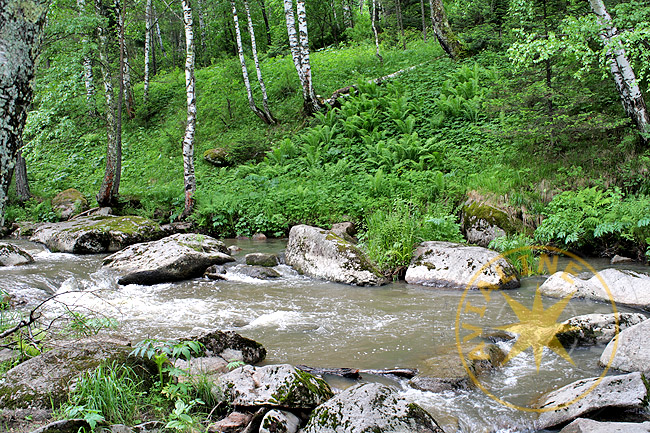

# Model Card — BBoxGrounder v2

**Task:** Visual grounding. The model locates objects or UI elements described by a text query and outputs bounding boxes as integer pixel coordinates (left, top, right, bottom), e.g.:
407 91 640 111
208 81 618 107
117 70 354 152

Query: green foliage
434 63 487 124
488 234 538 276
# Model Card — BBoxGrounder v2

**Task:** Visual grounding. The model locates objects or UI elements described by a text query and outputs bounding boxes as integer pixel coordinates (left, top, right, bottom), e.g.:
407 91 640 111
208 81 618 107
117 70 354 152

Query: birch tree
371 0 382 63
244 0 275 123
115 2 135 118
588 0 649 143
429 0 463 59
0 0 48 228
181 0 196 216
77 0 97 114
144 0 152 102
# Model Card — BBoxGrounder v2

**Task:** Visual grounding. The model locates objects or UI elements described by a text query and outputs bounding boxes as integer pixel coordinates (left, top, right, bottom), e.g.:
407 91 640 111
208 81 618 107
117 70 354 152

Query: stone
556 313 647 346
190 330 266 364
103 233 235 285
285 224 387 286
0 337 158 409
51 188 88 220
174 356 229 379
203 148 231 167
559 418 650 433
252 233 267 241
217 364 333 409
27 419 91 433
205 264 227 280
408 376 468 393
611 255 635 264
245 253 279 267
160 221 194 235
600 318 650 375
302 383 443 433
238 265 281 279
536 372 648 429
0 243 34 266
461 195 522 248
228 245 242 255
259 409 301 433
330 222 357 242
539 269 650 310
31 215 164 254
405 241 519 290
207 412 252 433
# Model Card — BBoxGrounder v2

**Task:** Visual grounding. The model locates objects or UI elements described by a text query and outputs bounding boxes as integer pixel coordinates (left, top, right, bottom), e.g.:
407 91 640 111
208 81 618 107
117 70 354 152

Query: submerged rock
245 253 279 267
285 224 387 286
0 243 34 266
0 337 157 409
600 318 650 375
559 418 650 433
238 265 281 279
539 268 650 310
536 372 648 430
217 364 333 409
405 241 519 290
303 383 443 433
51 188 88 221
556 312 647 346
611 255 635 264
103 233 235 285
31 215 164 254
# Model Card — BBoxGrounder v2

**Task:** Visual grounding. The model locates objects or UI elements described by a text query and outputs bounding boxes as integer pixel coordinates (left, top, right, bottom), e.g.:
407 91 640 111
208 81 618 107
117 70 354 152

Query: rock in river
556 312 647 346
103 233 235 285
559 418 650 433
0 243 34 266
303 382 443 433
245 252 279 267
536 372 648 430
30 215 164 254
405 241 519 289
600 318 650 375
285 224 387 286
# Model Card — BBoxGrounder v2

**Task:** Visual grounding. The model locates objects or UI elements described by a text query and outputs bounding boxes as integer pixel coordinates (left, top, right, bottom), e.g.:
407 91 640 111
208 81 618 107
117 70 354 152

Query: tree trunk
96 0 122 206
196 0 207 57
371 0 382 63
77 0 97 114
257 0 272 46
244 0 276 123
231 0 271 124
144 0 152 102
115 1 135 119
295 0 322 113
15 148 31 202
588 0 649 144
181 0 196 216
342 0 352 28
154 5 166 58
419 0 427 42
428 0 463 59
0 0 48 227
395 0 405 50
284 0 304 82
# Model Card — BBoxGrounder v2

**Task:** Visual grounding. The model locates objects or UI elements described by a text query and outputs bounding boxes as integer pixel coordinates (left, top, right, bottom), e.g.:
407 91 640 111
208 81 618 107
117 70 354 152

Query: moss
462 200 524 234
269 369 333 408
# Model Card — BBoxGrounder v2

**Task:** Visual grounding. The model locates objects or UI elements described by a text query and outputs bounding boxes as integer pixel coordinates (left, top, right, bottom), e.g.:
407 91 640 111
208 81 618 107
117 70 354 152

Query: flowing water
1 239 648 433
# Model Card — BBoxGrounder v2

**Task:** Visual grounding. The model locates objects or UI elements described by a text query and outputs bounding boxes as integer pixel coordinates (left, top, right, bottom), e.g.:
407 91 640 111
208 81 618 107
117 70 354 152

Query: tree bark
77 0 97 114
588 0 649 144
181 0 196 216
96 0 122 206
244 0 276 123
395 0 405 50
15 148 31 202
0 0 48 228
257 0 272 46
428 0 463 59
371 0 382 63
295 0 322 113
144 0 152 102
196 0 207 56
419 0 427 42
115 2 135 119
153 5 166 58
342 0 352 29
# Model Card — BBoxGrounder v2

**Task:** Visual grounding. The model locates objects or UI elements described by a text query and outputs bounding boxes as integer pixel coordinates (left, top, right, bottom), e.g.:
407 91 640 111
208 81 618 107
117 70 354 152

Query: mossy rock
203 147 231 167
0 243 34 266
461 196 525 247
51 188 88 220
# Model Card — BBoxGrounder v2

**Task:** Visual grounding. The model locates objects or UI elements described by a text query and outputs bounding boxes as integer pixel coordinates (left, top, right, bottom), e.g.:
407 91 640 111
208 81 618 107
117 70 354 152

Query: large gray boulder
559 418 650 433
0 337 157 409
285 225 387 286
245 253 279 267
536 372 648 430
599 318 650 375
217 364 333 409
405 241 519 289
539 269 650 310
556 312 647 346
103 233 235 285
303 383 443 433
51 188 88 220
0 243 34 266
30 215 164 254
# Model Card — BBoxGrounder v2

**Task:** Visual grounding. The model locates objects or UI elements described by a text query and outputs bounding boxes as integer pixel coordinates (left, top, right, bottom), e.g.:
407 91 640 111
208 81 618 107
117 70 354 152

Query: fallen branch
296 365 418 379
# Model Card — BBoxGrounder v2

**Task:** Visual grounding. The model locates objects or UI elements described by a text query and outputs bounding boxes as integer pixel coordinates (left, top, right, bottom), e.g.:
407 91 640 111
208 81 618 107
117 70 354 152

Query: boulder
259 409 301 433
245 253 279 267
228 245 242 255
302 383 443 433
559 418 650 433
103 233 235 285
208 412 252 433
0 337 157 409
205 264 228 280
238 265 281 279
0 243 34 266
461 195 522 247
600 318 650 375
51 188 88 220
27 419 92 433
30 215 164 254
203 148 231 167
539 269 650 310
556 313 647 346
217 364 333 409
285 225 387 286
190 330 266 364
611 255 635 264
174 356 229 379
536 372 648 429
330 222 357 242
405 241 519 290
252 233 267 241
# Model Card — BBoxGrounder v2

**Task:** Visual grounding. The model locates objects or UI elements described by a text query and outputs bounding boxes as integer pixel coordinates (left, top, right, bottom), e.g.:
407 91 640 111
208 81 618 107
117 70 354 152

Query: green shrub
488 234 538 276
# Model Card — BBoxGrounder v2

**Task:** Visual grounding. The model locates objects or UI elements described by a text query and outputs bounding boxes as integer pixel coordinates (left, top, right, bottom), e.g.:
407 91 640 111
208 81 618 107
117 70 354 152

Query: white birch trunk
0 0 48 228
77 0 96 112
116 3 135 119
144 0 152 102
154 5 167 58
284 0 304 83
371 0 382 62
181 0 196 215
244 0 276 123
358 0 364 13
197 0 207 53
296 0 321 113
342 0 352 28
589 0 649 141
